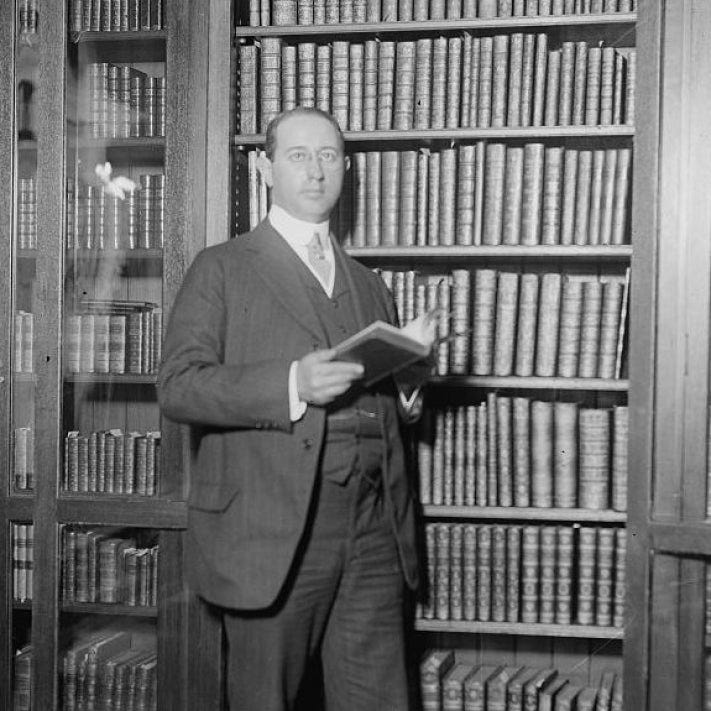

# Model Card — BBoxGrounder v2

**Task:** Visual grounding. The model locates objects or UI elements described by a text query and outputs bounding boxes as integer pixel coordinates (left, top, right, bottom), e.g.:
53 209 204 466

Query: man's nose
305 155 325 178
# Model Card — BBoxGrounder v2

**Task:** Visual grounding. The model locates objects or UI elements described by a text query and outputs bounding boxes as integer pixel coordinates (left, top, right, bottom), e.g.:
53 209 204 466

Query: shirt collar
269 204 331 249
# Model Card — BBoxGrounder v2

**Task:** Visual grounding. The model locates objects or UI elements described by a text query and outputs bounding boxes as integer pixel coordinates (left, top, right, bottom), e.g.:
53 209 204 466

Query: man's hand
296 349 364 406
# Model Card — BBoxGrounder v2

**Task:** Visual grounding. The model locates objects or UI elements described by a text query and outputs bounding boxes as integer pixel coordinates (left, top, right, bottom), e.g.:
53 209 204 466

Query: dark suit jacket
157 220 419 610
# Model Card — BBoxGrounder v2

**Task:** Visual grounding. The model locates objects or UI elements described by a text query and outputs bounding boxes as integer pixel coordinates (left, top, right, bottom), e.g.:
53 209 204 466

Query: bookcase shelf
64 374 157 385
71 30 167 44
348 245 633 261
13 601 32 612
77 137 165 163
68 248 163 261
422 505 627 522
234 13 637 39
415 619 624 639
61 602 158 617
234 125 635 147
57 498 187 529
428 375 629 391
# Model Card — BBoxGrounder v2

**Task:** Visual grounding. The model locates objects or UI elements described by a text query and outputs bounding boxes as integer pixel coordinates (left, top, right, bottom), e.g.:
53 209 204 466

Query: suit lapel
247 221 327 341
332 238 371 331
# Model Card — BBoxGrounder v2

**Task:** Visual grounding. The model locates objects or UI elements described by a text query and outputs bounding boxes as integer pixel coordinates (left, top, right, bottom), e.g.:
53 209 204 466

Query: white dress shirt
268 205 335 421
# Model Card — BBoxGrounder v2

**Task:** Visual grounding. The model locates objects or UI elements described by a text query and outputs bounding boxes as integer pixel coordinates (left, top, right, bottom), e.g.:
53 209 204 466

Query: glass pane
59 524 158 707
62 8 166 497
12 1 40 494
11 520 33 709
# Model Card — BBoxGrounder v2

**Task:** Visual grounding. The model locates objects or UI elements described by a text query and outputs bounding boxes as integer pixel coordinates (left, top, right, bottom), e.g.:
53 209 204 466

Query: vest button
302 438 313 450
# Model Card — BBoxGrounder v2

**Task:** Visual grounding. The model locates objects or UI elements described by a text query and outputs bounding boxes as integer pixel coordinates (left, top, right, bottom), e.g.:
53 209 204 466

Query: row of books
421 650 622 711
12 645 31 711
66 173 165 250
420 523 626 627
16 177 37 250
69 0 165 32
61 631 157 711
240 36 635 133
65 300 163 375
13 311 33 373
62 528 159 606
17 0 37 34
245 143 632 248
64 429 161 496
417 400 627 511
380 268 629 379
12 523 34 603
246 0 636 27
83 63 166 139
13 427 34 492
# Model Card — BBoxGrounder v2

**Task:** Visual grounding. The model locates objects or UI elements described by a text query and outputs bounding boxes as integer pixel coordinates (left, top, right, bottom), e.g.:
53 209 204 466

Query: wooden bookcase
4 0 711 709
0 1 225 709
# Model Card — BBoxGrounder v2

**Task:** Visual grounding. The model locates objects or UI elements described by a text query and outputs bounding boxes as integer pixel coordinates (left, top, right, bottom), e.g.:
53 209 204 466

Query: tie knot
309 232 326 260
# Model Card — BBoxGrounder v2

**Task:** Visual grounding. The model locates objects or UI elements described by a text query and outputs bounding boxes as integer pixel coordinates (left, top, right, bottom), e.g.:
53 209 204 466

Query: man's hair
264 107 345 160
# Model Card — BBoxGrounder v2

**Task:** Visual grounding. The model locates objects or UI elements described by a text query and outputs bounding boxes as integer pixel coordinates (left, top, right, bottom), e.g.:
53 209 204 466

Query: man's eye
289 152 305 161
319 151 337 162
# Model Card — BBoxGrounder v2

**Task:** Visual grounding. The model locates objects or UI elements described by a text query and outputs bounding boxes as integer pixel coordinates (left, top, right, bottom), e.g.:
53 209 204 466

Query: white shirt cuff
288 360 308 422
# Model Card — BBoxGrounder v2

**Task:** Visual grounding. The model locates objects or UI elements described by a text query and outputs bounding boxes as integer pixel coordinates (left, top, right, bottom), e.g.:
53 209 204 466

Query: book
421 649 456 711
333 319 431 386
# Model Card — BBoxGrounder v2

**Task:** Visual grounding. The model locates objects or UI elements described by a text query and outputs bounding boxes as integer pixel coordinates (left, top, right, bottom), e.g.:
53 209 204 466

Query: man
158 107 430 710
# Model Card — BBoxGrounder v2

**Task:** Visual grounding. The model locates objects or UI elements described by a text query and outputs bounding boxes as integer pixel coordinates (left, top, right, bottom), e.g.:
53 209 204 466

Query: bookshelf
230 0 637 708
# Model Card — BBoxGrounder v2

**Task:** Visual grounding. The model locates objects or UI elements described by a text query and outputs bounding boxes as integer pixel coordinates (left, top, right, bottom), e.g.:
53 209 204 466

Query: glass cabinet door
59 4 167 707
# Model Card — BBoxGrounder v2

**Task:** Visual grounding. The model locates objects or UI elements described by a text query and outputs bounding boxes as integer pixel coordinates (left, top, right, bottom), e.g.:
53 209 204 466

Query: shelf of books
231 0 634 707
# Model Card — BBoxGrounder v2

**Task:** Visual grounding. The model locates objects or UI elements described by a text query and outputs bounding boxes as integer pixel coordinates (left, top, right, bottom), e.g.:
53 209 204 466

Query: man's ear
344 155 351 172
256 151 274 188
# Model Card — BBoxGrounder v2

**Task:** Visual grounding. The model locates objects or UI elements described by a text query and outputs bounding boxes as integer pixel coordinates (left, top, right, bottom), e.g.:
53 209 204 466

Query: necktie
307 232 332 287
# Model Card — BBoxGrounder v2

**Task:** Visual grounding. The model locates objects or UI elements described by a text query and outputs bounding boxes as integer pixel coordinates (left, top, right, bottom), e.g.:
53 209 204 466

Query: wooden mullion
648 553 679 711
680 0 711 522
30 0 67 707
623 0 663 707
676 557 706 710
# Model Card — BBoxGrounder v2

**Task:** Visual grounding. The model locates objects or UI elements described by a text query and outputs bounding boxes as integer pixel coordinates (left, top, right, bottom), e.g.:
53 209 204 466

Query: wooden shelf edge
235 125 635 145
422 505 627 522
71 29 167 43
66 248 164 260
234 13 637 38
64 374 158 384
57 497 187 528
414 619 625 638
347 245 633 259
428 375 629 391
61 602 157 617
78 136 166 149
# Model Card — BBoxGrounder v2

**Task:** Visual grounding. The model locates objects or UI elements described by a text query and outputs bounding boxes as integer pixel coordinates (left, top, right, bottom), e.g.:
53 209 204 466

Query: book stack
13 311 34 374
417 400 628 511
17 0 38 34
13 427 35 492
69 0 165 32
65 299 163 375
84 62 166 139
377 267 629 379
245 0 636 26
62 528 159 607
238 36 634 133
420 649 623 711
17 177 36 249
12 523 34 604
419 522 626 627
13 645 32 711
63 429 161 496
67 172 165 250
61 630 157 711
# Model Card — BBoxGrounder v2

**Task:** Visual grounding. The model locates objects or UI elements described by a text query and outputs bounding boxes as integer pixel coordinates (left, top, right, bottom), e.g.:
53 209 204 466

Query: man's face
259 114 349 223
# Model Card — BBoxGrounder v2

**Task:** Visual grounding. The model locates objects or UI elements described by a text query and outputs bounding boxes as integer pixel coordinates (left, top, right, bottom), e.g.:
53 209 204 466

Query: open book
333 320 432 387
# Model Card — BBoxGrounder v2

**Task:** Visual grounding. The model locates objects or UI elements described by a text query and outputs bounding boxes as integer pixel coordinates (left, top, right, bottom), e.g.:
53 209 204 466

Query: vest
293 245 385 484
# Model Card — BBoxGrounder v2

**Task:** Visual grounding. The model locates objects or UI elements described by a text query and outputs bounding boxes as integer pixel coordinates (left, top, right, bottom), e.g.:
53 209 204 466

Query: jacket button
312 342 320 351
302 438 313 450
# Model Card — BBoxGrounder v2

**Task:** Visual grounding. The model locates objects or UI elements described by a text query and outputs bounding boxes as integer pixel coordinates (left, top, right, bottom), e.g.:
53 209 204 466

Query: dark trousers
223 435 409 711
